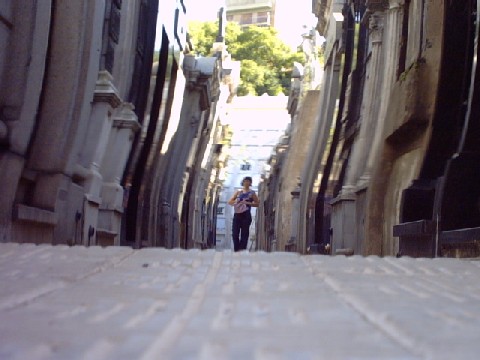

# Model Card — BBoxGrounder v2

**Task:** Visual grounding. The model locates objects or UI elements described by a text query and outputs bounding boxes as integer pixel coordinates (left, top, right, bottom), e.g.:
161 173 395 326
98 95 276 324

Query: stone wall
275 90 321 252
0 1 156 246
274 0 456 257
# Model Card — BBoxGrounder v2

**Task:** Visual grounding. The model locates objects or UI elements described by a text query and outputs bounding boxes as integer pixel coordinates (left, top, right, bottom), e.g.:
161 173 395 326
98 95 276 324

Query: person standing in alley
228 176 259 252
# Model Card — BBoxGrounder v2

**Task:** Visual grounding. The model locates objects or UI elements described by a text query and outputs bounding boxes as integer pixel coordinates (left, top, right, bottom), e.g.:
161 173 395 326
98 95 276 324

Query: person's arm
250 192 260 207
228 190 240 206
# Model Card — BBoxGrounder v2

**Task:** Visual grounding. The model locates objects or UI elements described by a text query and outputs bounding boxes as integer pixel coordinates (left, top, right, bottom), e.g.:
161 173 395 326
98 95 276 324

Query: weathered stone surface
1 243 479 359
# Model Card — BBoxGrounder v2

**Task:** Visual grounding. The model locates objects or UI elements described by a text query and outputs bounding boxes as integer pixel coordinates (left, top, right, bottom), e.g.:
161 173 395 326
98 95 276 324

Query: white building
225 0 276 28
216 95 291 250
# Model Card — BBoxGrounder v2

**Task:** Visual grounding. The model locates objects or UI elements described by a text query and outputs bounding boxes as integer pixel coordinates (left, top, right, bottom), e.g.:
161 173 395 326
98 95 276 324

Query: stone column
356 11 386 189
363 0 412 255
0 1 52 242
97 103 139 246
362 1 403 185
11 1 106 245
330 10 386 254
297 49 341 249
286 179 302 251
82 70 121 246
158 56 215 248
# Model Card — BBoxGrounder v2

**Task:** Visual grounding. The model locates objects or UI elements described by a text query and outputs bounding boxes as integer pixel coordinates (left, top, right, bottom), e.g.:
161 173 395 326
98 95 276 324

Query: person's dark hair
241 176 253 186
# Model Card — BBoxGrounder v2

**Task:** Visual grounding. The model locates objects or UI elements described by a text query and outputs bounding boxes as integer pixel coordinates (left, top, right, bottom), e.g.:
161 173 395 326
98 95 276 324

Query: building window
217 207 224 215
241 163 251 171
240 13 253 25
226 15 234 22
256 11 269 24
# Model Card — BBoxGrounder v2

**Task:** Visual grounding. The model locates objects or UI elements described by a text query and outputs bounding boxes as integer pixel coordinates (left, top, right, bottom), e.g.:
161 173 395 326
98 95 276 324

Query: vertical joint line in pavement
141 251 224 359
300 257 426 359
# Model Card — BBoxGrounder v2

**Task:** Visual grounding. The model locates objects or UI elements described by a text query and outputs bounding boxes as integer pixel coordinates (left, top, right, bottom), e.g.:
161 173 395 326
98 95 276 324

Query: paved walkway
1 243 480 359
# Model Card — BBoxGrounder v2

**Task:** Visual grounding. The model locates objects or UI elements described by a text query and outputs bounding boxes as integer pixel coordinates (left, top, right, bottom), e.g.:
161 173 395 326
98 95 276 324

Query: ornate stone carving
369 12 385 44
314 0 330 34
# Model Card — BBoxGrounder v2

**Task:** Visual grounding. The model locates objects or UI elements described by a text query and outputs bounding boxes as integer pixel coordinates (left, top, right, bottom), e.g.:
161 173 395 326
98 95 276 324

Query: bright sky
185 0 316 49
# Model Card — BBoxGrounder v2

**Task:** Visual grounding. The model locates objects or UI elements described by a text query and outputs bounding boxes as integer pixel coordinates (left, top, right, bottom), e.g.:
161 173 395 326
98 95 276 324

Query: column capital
93 70 121 108
112 103 140 132
356 174 371 192
389 0 405 10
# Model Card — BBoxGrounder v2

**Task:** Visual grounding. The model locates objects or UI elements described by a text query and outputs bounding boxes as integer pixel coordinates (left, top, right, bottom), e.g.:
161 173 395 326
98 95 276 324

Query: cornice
93 70 122 108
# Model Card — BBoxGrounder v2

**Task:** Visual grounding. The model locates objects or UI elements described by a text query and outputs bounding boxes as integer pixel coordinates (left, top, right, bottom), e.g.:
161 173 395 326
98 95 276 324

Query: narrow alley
1 243 480 359
2 1 480 359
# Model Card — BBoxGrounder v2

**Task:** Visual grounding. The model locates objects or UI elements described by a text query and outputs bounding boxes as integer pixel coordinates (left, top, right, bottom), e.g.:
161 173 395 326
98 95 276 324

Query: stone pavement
1 244 480 359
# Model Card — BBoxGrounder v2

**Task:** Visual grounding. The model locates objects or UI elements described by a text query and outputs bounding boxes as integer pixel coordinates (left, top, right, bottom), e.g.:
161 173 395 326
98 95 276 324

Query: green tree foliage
188 21 305 96
187 21 219 57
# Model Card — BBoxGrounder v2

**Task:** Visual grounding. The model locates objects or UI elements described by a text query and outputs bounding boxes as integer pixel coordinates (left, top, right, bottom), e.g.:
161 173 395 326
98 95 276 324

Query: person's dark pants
232 211 252 251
